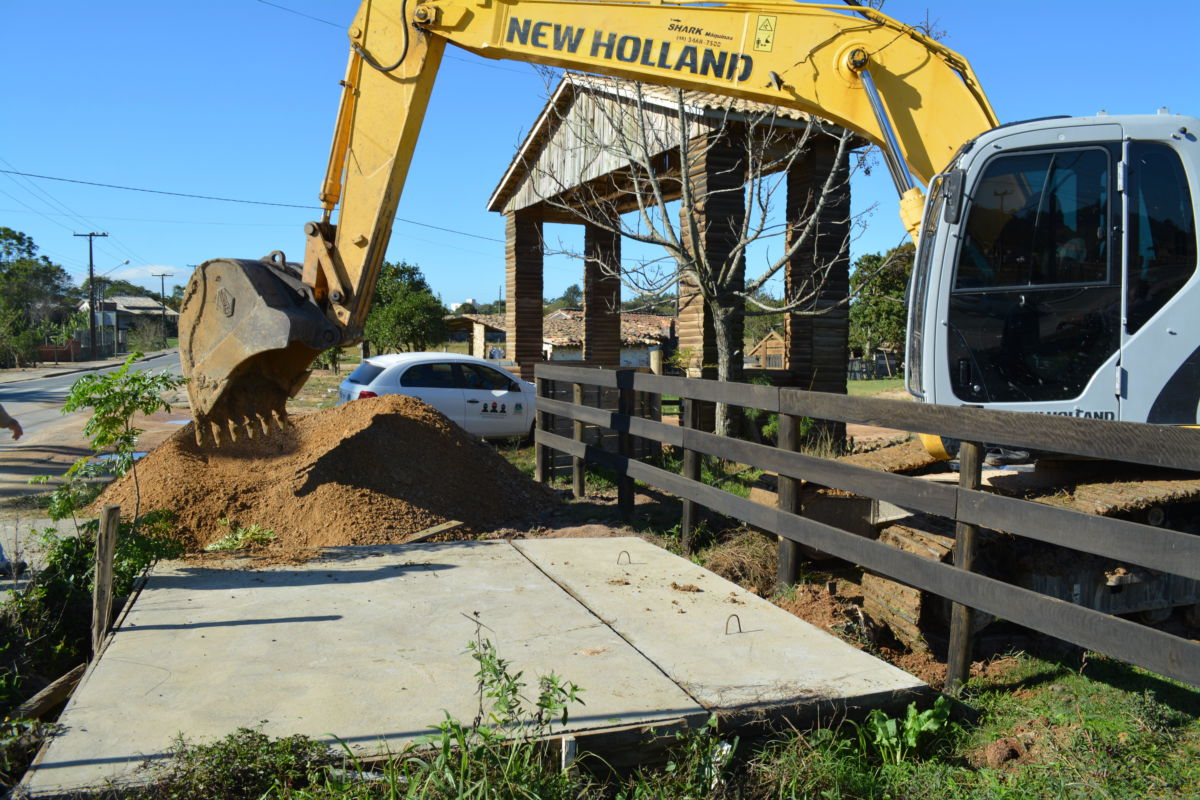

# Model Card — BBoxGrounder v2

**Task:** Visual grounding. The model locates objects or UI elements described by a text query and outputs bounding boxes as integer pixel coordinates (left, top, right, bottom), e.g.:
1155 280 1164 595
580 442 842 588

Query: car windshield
346 362 385 385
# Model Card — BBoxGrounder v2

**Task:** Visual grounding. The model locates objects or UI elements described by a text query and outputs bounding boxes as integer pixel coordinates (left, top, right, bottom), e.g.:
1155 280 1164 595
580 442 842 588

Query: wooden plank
92 505 119 657
632 372 781 411
536 364 620 388
12 664 87 721
947 441 983 695
779 388 1200 472
678 425 958 519
542 384 1200 577
404 520 464 545
536 430 1200 687
960 491 1200 581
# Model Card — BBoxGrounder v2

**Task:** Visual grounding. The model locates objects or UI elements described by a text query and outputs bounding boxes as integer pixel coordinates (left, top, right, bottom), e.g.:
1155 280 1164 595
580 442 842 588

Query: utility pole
151 272 173 348
75 232 109 358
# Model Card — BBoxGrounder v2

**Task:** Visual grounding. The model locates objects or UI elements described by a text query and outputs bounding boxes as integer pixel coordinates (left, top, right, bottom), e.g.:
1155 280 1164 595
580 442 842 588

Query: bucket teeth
191 403 290 448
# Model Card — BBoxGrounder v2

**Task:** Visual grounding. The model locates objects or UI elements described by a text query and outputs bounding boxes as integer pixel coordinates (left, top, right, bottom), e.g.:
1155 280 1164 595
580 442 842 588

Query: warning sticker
754 15 776 52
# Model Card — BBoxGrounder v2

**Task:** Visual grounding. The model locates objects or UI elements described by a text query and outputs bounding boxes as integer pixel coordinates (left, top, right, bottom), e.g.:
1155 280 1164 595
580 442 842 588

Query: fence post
946 440 983 695
534 376 549 484
572 382 585 499
680 397 700 554
776 413 802 590
617 371 634 521
92 504 120 657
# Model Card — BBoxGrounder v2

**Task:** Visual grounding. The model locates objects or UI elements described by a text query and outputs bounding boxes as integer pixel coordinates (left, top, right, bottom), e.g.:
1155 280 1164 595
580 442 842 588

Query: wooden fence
532 364 1200 691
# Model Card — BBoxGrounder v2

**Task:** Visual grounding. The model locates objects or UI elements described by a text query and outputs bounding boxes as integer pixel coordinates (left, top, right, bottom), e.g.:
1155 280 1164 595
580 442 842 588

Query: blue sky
3 1 1197 306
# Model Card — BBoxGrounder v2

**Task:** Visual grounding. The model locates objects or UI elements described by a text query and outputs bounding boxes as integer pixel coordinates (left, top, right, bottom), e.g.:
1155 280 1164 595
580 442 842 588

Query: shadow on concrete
123 614 343 631
145 560 457 590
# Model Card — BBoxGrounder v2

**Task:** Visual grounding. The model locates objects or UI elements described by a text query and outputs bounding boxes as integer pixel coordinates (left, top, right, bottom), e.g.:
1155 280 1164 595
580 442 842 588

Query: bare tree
519 73 886 434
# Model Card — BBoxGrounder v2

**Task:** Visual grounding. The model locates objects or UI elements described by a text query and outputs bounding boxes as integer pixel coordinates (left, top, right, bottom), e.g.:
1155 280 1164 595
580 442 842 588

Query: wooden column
784 136 851 443
583 223 621 367
506 208 544 380
676 131 746 383
471 321 487 359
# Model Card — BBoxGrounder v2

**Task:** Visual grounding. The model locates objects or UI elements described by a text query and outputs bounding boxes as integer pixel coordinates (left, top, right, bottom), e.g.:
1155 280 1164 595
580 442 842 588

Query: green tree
0 228 76 366
81 277 152 300
364 261 448 352
743 290 785 349
56 353 186 521
849 243 914 369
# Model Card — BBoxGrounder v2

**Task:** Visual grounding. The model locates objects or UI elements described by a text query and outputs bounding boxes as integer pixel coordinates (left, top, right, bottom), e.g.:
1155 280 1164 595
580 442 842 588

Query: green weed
205 519 277 552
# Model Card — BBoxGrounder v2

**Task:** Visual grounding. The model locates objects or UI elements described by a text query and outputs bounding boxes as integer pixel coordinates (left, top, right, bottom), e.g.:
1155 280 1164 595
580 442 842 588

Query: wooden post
680 397 700 554
776 413 802 590
572 382 586 499
534 376 548 484
617 372 634 521
946 440 983 695
92 505 119 657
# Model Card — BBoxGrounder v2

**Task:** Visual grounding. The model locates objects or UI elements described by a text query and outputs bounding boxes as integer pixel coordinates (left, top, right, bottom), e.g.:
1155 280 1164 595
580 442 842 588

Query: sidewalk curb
0 351 177 386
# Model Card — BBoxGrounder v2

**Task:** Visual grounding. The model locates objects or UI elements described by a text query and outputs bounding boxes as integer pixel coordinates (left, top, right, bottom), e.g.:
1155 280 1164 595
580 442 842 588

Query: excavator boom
179 0 998 441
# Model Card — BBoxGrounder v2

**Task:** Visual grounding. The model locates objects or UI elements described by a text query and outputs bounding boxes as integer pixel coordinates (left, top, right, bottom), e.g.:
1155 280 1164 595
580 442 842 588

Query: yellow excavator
180 0 1198 447
179 0 999 442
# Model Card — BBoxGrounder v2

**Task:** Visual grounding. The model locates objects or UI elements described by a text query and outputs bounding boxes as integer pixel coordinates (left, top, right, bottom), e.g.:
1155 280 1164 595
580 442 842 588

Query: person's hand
5 421 21 441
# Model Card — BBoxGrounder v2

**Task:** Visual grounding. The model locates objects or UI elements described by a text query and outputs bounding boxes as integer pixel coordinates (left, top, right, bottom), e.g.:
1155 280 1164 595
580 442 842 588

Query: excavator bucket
179 253 342 445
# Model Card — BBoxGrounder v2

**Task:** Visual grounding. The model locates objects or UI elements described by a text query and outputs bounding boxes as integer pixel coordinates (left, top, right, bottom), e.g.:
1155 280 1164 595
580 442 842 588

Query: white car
338 353 536 439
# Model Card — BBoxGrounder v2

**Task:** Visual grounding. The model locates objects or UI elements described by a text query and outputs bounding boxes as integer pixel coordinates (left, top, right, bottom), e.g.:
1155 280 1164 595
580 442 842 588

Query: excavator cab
179 252 342 444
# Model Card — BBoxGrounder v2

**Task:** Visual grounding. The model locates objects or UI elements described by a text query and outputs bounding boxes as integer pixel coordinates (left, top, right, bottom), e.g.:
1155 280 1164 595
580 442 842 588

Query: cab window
954 148 1110 290
1127 142 1197 333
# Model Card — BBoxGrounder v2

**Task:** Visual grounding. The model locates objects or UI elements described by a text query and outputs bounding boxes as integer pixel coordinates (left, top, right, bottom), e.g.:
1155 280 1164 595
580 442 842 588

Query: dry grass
699 529 778 596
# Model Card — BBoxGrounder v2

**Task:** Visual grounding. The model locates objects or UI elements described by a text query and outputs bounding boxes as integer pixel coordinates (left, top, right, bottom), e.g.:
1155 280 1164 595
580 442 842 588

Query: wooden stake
92 505 119 658
776 413 801 590
680 398 700 554
572 382 585 499
946 441 982 695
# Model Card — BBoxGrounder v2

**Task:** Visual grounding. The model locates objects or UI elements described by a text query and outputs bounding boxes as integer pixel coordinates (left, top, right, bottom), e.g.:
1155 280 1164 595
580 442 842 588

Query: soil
94 394 559 562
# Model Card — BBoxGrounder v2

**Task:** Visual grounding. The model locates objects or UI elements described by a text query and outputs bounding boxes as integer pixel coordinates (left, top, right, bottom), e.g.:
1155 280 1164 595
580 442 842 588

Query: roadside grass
846 376 906 396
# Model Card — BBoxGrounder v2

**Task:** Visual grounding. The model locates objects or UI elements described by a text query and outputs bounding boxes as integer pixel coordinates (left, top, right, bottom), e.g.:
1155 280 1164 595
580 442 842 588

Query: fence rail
533 364 1200 691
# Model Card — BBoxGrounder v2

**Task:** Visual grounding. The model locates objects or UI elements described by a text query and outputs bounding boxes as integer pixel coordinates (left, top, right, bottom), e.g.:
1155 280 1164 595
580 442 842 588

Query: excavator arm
180 0 998 443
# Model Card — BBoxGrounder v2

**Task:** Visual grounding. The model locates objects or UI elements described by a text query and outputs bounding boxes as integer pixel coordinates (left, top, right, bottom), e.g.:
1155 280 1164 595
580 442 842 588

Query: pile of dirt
95 394 557 560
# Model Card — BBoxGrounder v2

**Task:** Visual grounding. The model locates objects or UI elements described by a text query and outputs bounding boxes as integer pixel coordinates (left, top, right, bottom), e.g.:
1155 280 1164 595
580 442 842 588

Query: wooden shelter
488 74 854 403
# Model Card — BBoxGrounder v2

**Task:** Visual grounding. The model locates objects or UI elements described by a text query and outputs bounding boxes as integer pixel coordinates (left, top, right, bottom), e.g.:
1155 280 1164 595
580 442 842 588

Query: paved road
0 352 182 444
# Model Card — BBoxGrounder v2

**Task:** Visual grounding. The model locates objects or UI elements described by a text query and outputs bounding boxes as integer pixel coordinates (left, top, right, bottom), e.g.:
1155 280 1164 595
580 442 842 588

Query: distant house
445 310 676 366
541 310 675 367
444 313 507 358
747 330 786 369
78 295 179 351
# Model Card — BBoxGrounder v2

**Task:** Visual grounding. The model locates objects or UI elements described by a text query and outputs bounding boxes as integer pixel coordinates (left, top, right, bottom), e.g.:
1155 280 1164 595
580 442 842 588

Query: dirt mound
95 394 557 559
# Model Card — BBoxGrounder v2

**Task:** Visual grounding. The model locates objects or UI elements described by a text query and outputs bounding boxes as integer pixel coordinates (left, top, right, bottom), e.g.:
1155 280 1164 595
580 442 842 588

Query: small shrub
138 728 334 799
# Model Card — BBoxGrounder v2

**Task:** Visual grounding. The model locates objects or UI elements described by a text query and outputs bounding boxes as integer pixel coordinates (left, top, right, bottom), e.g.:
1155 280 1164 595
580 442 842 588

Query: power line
254 0 340 27
252 0 539 76
1 157 148 266
0 168 505 243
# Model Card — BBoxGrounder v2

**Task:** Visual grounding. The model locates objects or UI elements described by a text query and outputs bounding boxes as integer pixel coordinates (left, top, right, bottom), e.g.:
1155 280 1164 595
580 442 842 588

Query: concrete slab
22 541 704 797
514 537 927 717
23 538 927 797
